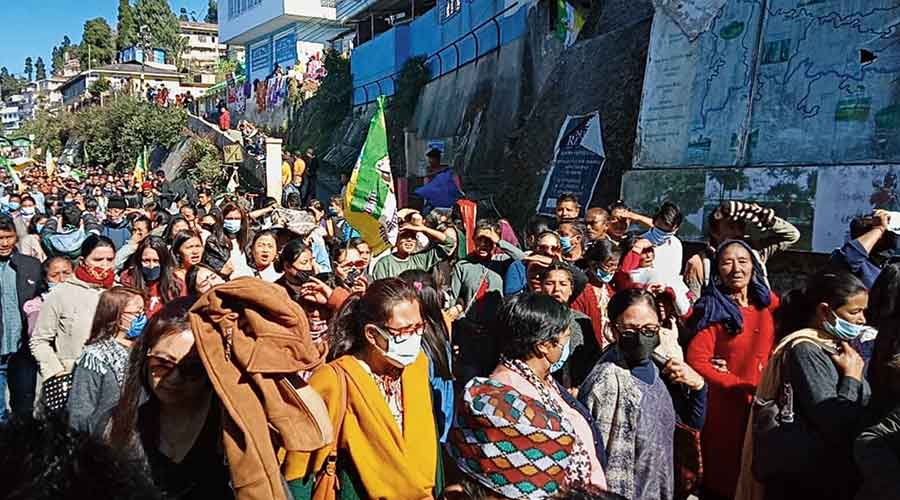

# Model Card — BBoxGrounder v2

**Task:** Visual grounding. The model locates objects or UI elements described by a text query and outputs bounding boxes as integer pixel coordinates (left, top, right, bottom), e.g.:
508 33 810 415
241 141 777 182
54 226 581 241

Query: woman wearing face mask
108 298 233 500
18 212 48 262
234 230 281 282
484 293 608 490
540 262 598 389
580 289 706 500
171 231 203 283
220 202 251 274
284 279 442 499
736 272 870 500
572 240 624 350
67 287 147 435
164 216 191 246
23 257 74 342
685 240 779 500
121 236 185 317
275 240 345 348
31 235 117 382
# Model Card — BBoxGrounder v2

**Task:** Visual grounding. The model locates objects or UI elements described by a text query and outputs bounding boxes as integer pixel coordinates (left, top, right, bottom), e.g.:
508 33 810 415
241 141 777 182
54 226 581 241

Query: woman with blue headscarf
685 240 779 500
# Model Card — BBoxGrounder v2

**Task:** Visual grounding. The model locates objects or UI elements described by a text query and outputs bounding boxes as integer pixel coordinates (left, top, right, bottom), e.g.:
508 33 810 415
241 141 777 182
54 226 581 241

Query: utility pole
139 24 151 99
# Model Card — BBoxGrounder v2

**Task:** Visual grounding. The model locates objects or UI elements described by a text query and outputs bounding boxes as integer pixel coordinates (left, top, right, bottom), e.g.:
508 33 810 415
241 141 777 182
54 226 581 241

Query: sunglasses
148 355 206 380
340 260 367 270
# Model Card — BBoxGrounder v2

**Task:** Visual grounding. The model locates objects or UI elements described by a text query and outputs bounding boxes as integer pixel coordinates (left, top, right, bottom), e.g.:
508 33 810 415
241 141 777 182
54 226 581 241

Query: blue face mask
550 338 571 373
7 202 20 211
595 268 614 283
142 265 161 282
35 223 45 234
126 314 148 339
223 219 241 234
644 226 675 246
823 312 866 341
47 281 57 291
560 236 574 254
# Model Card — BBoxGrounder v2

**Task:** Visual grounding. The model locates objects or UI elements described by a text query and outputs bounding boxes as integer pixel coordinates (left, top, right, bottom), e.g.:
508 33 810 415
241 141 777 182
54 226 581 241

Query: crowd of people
0 162 899 500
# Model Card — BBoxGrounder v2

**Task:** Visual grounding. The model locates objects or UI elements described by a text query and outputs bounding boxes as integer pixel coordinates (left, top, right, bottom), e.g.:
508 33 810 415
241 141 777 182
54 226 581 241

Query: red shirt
685 293 779 498
218 109 231 131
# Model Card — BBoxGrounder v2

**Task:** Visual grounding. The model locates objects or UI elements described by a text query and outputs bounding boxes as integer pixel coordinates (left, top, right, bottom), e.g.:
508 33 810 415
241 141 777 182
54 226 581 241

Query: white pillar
265 137 283 203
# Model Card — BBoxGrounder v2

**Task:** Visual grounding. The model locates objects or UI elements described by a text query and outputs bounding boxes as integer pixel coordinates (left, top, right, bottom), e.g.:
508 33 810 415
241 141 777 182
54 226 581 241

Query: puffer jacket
189 277 332 500
30 276 104 379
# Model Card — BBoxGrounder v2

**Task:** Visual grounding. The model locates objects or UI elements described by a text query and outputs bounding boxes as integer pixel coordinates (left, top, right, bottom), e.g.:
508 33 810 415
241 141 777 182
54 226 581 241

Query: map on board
634 0 900 168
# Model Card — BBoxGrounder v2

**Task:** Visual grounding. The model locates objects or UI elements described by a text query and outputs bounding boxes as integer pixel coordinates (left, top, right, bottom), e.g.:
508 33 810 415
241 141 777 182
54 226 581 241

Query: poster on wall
813 164 900 253
274 32 298 67
704 166 818 250
536 111 606 215
250 42 271 82
621 169 706 240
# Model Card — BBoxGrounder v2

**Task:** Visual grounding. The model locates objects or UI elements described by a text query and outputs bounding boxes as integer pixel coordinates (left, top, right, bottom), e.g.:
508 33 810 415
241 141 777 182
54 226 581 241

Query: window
440 0 461 23
199 35 208 43
229 0 262 19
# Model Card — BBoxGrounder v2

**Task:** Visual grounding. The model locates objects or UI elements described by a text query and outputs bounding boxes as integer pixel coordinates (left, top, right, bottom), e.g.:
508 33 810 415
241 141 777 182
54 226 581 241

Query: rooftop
179 20 219 33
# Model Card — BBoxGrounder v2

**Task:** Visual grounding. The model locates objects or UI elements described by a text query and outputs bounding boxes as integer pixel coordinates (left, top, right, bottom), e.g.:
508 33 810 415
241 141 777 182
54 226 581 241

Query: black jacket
3 251 41 351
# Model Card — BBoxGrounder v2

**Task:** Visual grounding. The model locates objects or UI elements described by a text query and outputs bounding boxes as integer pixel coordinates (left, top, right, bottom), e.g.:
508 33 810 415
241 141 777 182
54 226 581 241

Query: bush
179 137 224 193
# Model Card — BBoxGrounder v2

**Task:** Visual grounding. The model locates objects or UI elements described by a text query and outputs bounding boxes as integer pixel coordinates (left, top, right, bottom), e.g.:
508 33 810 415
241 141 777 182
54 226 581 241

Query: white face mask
373 327 422 367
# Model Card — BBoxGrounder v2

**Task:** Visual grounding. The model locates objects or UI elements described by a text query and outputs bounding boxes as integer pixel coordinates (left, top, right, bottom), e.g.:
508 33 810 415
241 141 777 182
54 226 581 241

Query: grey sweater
67 339 130 435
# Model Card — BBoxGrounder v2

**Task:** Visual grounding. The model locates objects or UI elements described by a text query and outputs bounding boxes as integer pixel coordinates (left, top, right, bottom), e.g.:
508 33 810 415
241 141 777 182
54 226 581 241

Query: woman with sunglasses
108 298 232 500
284 279 442 499
332 244 368 294
68 287 146 435
580 289 706 500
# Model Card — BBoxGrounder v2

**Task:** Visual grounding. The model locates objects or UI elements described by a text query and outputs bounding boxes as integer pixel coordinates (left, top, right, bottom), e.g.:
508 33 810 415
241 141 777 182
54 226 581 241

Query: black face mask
287 269 315 285
617 332 660 367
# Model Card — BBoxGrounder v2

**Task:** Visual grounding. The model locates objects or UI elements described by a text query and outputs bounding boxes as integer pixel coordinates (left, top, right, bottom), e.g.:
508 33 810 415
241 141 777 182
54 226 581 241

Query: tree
0 67 26 100
88 76 111 97
24 57 33 81
35 57 46 80
51 46 63 76
79 18 116 70
134 0 181 59
116 0 137 52
205 0 218 23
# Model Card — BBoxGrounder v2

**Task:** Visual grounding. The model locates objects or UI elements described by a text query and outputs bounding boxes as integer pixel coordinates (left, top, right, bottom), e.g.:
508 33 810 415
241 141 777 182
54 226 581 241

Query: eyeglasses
375 323 425 343
615 324 660 339
148 356 206 380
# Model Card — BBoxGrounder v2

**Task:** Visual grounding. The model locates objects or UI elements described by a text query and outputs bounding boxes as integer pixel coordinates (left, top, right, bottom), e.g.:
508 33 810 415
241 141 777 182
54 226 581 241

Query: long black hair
869 264 900 409
329 278 421 360
775 271 867 339
399 270 452 379
124 235 182 303
108 298 198 450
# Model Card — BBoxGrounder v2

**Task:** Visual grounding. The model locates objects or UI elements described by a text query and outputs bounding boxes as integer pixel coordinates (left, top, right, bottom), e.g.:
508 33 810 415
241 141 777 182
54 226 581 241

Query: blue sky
0 0 213 75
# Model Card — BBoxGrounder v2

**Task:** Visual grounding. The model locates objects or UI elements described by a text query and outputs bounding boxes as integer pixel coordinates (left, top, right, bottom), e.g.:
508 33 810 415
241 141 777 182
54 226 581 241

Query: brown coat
190 277 333 500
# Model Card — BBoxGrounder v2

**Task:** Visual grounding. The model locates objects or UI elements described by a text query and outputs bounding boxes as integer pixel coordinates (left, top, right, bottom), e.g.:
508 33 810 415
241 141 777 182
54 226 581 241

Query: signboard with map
537 112 607 215
635 0 900 168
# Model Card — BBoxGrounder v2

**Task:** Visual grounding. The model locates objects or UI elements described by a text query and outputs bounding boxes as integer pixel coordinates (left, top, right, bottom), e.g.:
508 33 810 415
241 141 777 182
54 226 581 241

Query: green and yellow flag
133 146 147 185
343 96 398 256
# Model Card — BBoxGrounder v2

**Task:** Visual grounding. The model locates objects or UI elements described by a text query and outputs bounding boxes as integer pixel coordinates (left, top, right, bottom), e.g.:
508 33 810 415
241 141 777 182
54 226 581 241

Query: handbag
41 371 74 414
673 422 703 498
313 365 349 500
750 342 826 482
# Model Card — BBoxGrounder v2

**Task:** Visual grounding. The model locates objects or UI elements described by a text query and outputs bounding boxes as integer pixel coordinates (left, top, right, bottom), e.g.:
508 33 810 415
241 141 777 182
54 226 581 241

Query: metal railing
352 1 519 105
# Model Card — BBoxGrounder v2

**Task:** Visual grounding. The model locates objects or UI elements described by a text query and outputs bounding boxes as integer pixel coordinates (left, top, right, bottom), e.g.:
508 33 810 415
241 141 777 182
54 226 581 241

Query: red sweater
685 293 779 499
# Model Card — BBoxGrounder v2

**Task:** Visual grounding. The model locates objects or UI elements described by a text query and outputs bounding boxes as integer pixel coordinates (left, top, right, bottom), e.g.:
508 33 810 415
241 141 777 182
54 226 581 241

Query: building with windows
179 20 246 89
218 0 348 83
59 58 184 109
1 104 22 132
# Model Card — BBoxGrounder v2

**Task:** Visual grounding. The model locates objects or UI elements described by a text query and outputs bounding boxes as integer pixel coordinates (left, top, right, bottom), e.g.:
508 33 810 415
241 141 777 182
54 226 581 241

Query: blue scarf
643 226 674 246
691 240 771 335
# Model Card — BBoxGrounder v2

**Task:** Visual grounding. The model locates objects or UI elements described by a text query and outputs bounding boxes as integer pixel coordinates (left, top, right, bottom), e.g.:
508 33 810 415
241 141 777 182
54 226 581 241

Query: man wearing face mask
558 221 587 265
641 202 684 281
100 197 132 250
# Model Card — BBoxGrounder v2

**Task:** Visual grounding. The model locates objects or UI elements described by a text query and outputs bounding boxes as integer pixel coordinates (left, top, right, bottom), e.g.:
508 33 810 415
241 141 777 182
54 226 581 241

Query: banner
132 146 147 186
343 96 399 256
536 111 606 216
